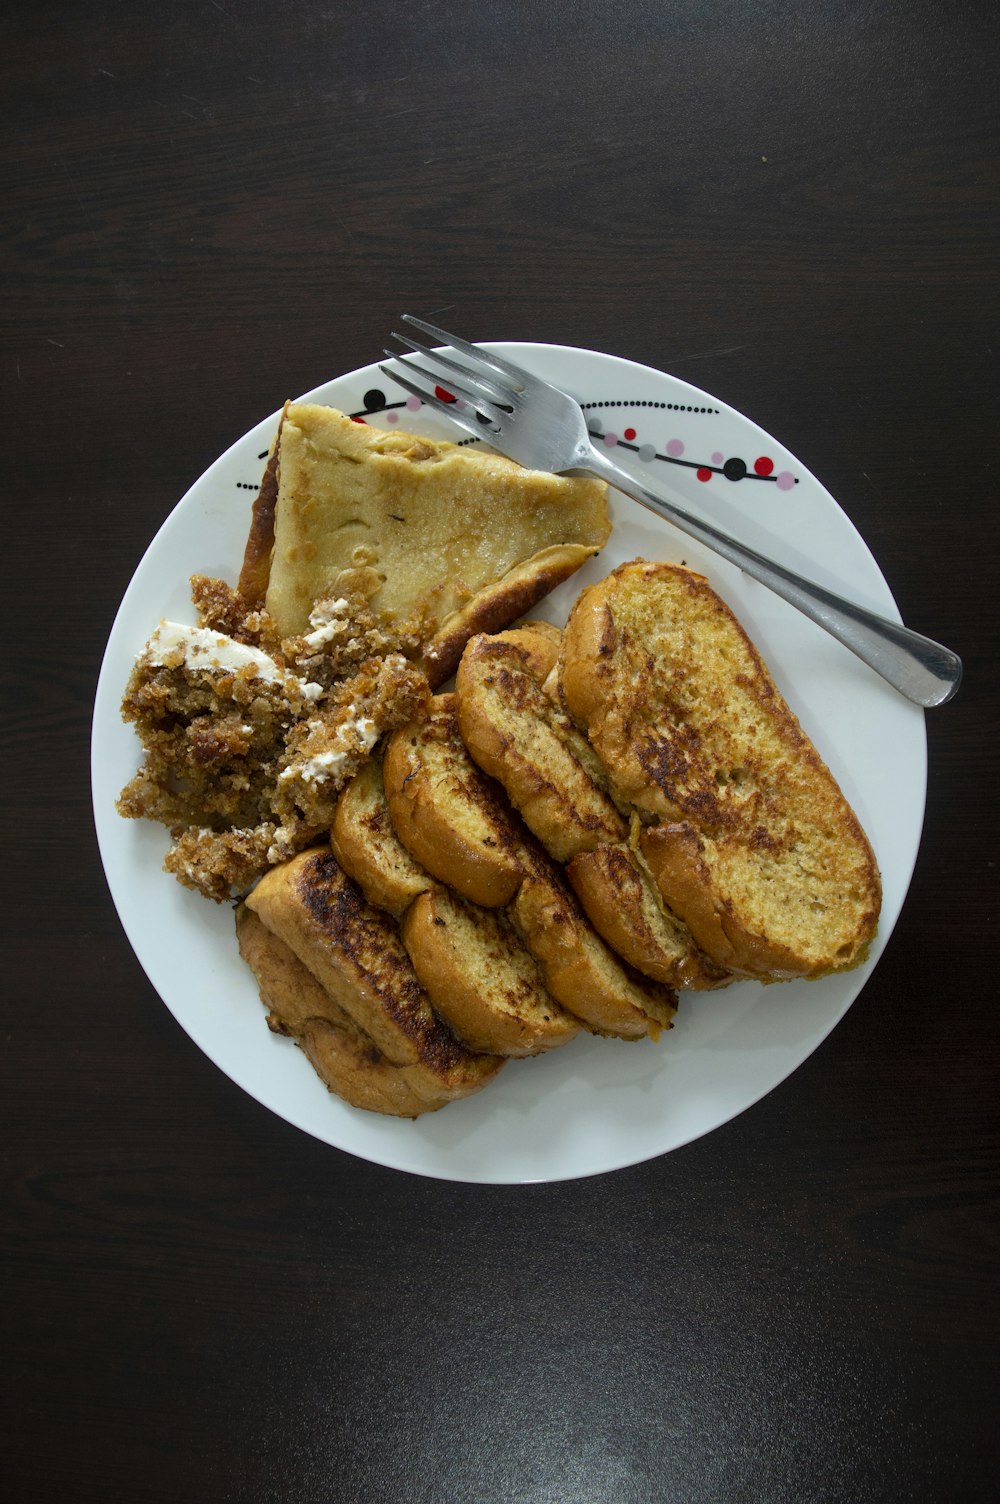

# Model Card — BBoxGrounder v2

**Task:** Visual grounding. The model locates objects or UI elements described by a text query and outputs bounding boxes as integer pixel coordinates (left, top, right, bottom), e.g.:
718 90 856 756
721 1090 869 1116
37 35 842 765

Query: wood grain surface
3 2 998 1500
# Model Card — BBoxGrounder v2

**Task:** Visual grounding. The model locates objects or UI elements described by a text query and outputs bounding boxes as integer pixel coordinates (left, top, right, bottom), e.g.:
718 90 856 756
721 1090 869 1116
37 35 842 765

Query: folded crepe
238 403 610 686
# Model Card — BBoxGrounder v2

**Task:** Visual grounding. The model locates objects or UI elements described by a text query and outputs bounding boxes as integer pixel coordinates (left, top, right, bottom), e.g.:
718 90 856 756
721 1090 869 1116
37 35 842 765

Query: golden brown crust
401 886 580 1057
331 755 431 918
456 631 627 862
561 559 881 979
638 820 880 980
236 906 485 1115
382 694 525 907
422 552 591 688
244 847 498 1073
509 858 677 1039
566 842 731 991
237 402 288 608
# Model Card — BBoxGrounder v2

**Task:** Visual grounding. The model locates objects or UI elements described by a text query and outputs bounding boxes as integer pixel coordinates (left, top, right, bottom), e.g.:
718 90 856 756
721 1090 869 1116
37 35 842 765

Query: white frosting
146 621 323 701
278 716 380 785
301 598 351 650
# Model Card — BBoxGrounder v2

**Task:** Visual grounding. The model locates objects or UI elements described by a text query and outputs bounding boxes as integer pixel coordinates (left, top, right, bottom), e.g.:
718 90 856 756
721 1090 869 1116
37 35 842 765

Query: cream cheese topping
146 621 323 701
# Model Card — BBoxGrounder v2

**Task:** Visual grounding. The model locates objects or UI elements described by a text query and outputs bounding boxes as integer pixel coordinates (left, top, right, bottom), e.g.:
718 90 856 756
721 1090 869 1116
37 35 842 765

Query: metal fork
381 315 961 708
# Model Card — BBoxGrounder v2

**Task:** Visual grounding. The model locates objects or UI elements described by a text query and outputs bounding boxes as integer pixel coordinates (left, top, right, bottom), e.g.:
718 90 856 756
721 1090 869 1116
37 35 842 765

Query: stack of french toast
237 558 882 1118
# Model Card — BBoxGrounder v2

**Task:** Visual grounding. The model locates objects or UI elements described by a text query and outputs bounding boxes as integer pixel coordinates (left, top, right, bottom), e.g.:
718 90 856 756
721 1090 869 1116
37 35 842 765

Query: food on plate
455 626 629 860
452 621 727 991
338 744 677 1042
382 694 525 908
566 842 731 991
239 848 504 1115
508 850 678 1038
560 560 882 979
401 885 581 1057
117 578 428 901
237 403 611 686
115 372 881 1122
331 753 432 918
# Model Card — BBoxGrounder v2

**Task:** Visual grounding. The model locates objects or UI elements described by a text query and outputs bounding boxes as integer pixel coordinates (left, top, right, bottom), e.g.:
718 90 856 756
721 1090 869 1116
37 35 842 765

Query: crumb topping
117 579 430 901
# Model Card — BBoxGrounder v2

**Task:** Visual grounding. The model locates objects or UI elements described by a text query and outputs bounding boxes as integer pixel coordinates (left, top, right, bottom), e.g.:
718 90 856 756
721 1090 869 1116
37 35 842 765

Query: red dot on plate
435 385 457 403
696 467 713 482
754 455 774 476
623 427 637 441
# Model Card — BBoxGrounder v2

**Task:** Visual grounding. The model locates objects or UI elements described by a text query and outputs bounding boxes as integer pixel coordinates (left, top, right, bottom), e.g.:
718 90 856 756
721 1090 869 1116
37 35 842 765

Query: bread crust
236 905 490 1115
509 860 677 1038
331 755 431 918
244 847 501 1078
401 886 580 1057
383 694 525 907
566 842 731 991
456 631 627 861
561 559 881 979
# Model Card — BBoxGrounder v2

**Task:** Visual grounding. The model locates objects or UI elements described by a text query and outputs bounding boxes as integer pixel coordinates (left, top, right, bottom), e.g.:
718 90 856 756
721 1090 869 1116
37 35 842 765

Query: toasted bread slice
566 841 730 991
236 905 490 1116
383 693 525 907
244 849 504 1102
509 852 678 1038
331 753 431 918
238 404 610 685
402 885 580 1057
455 629 627 861
561 560 881 978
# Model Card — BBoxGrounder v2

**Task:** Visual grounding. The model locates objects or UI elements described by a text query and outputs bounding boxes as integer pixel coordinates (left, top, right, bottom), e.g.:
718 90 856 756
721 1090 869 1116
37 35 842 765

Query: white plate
92 344 925 1184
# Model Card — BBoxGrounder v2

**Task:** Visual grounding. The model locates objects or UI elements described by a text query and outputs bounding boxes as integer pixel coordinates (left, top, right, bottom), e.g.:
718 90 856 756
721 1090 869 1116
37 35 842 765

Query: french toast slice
566 841 730 991
455 628 627 861
509 850 678 1039
236 906 491 1116
383 693 525 907
243 849 504 1098
331 753 431 918
238 403 610 686
401 885 580 1057
561 560 881 979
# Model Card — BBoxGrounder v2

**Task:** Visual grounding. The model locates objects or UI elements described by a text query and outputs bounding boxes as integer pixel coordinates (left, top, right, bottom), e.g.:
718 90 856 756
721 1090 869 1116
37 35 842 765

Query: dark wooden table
5 3 998 1499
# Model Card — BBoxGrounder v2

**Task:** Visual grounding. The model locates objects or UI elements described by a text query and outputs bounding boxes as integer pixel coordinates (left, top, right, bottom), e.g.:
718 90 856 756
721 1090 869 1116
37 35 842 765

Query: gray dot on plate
588 417 604 435
638 443 656 463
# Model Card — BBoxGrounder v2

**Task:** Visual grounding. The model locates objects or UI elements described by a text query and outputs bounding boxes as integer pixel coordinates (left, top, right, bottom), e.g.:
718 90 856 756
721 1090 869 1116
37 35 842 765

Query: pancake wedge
239 403 610 686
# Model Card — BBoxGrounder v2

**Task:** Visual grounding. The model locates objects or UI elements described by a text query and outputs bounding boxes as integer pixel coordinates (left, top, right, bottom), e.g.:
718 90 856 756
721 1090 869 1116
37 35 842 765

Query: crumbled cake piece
118 579 430 901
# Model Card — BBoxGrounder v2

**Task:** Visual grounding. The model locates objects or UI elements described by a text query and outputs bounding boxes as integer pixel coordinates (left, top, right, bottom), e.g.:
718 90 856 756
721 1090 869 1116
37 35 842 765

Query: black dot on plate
723 456 748 481
363 387 386 411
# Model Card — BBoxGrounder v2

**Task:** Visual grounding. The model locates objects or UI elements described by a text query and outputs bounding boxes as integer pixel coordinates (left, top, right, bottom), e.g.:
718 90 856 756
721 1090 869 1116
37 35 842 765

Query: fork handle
582 444 962 708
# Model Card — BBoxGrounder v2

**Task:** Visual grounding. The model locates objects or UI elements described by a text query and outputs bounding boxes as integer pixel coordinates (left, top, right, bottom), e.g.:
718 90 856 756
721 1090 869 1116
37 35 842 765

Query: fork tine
390 330 515 407
377 361 492 442
400 314 528 389
382 349 508 426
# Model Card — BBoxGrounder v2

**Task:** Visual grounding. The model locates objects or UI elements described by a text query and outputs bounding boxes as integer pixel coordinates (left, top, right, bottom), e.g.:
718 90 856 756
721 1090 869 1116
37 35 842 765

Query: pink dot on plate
775 471 795 491
711 451 724 465
666 438 684 457
603 431 618 447
405 395 422 412
385 410 399 423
